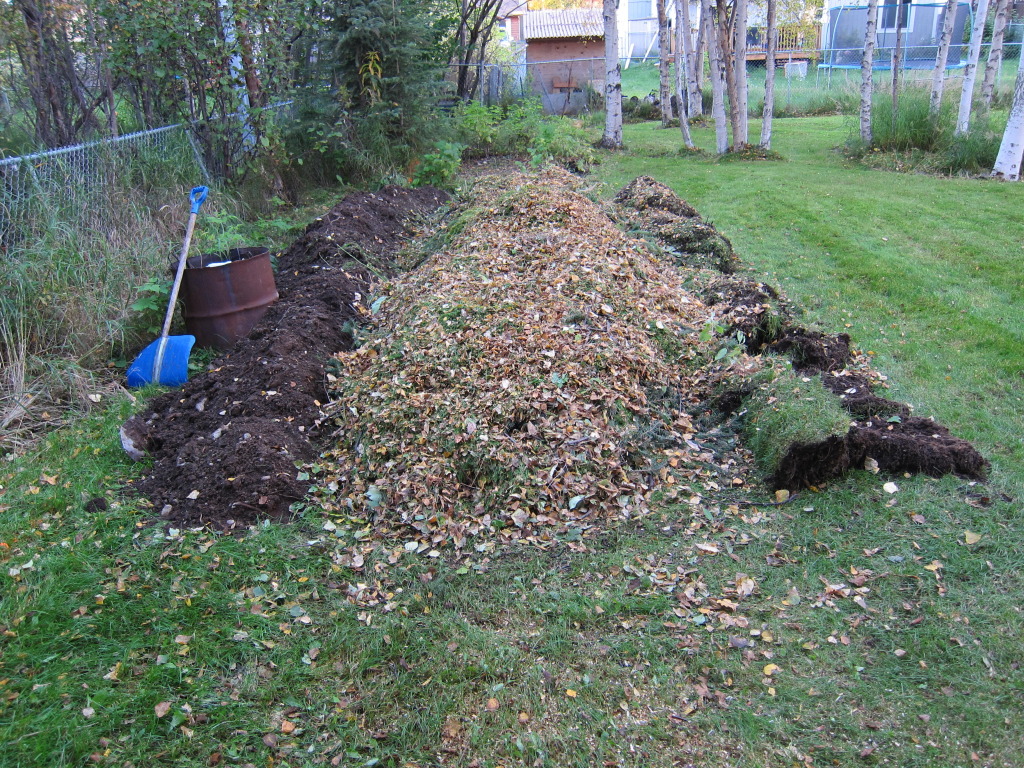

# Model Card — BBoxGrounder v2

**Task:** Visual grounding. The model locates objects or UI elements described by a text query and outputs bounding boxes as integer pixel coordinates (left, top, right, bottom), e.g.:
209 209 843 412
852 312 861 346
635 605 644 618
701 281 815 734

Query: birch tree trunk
717 0 740 147
681 0 702 117
860 0 880 144
675 0 696 147
956 0 991 135
992 46 1024 178
891 5 904 124
694 7 707 98
703 0 729 152
981 0 1010 108
760 0 776 148
601 0 624 149
733 0 748 148
929 0 958 116
657 0 673 125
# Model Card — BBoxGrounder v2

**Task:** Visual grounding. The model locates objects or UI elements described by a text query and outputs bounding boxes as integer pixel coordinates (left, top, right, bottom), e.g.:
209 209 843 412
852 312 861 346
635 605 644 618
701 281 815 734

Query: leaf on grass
883 482 899 494
485 698 499 711
154 701 172 718
762 664 780 676
964 530 981 545
565 689 578 698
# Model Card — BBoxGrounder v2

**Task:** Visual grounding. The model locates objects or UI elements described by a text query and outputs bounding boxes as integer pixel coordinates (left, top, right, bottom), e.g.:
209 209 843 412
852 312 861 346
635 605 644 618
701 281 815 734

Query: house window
880 0 911 30
628 0 652 21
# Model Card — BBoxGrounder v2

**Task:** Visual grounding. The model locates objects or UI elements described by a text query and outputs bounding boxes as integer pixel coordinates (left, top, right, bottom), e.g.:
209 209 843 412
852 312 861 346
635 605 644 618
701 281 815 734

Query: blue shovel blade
126 335 196 388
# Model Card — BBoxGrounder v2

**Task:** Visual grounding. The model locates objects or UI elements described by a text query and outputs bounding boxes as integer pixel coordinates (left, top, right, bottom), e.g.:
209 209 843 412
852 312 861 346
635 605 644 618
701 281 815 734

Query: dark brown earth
123 186 448 529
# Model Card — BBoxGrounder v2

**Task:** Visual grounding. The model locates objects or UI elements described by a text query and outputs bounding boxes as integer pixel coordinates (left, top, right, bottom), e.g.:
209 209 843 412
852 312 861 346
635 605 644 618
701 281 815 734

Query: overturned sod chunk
318 168 712 551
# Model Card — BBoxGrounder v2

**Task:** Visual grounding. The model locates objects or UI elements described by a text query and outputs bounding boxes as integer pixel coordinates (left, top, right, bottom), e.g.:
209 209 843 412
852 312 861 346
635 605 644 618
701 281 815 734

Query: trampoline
819 2 972 85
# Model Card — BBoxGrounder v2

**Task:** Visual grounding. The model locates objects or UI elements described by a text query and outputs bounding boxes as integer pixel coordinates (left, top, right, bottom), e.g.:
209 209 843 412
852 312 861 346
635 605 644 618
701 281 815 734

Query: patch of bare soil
122 186 448 529
616 178 988 490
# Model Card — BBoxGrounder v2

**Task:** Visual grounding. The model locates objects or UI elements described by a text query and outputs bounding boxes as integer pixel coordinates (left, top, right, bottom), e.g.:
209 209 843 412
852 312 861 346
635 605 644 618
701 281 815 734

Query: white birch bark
992 48 1024 179
681 0 702 117
694 6 706 99
860 0 880 144
601 0 623 149
929 0 958 116
981 0 1010 108
733 0 749 148
675 0 696 147
891 5 904 120
702 0 729 152
956 0 991 135
760 0 776 148
658 0 673 125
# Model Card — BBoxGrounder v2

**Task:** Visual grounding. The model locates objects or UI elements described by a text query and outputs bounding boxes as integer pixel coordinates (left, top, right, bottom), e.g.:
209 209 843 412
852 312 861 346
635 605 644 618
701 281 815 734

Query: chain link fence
0 123 208 248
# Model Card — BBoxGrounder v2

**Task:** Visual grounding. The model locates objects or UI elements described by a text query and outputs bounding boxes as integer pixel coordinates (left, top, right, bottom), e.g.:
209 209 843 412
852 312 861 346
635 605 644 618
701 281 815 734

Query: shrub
413 141 466 188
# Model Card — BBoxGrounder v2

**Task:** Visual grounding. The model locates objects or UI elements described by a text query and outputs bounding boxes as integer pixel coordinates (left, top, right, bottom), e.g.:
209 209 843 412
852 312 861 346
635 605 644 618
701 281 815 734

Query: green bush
413 141 466 188
453 99 594 170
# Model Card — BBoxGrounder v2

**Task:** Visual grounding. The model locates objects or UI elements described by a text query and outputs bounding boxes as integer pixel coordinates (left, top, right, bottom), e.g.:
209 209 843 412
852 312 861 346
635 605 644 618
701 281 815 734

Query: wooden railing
746 24 822 60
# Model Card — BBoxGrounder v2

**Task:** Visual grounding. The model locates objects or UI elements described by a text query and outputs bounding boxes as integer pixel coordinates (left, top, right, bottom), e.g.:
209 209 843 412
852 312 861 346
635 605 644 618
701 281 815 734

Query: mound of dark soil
770 417 989 490
770 329 852 374
123 186 448 529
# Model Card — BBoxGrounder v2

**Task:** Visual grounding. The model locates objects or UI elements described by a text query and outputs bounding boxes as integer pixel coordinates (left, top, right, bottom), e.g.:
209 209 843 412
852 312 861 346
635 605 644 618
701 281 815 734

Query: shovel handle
160 188 208 338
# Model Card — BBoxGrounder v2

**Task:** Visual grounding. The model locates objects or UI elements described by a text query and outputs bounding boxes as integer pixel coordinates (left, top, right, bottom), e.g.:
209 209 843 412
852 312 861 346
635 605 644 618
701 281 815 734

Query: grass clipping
319 167 710 552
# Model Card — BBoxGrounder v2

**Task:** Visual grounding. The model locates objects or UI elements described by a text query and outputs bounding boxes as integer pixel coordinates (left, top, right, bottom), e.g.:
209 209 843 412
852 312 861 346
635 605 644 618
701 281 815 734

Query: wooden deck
745 25 821 63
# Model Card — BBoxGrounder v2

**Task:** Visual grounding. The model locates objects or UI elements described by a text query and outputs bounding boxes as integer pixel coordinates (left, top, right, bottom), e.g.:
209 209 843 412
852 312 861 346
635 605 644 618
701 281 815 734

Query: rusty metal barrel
182 247 278 350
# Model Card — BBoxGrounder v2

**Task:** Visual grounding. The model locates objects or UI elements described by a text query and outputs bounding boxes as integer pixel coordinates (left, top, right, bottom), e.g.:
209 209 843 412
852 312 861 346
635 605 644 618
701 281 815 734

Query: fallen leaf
883 482 899 494
155 701 172 718
82 706 95 719
518 711 530 724
281 720 296 734
762 663 780 676
894 649 907 658
774 489 790 503
485 698 499 711
565 689 577 698
964 530 981 545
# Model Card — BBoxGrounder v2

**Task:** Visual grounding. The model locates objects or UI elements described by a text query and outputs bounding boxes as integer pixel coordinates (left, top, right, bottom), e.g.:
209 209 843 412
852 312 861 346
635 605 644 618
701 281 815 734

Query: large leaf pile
317 168 716 554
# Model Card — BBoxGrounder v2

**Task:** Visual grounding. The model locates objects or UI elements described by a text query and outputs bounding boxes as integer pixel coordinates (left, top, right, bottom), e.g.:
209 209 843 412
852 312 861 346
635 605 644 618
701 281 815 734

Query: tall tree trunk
992 48 1024 178
930 0 958 116
703 0 729 152
601 0 623 149
860 0 879 144
891 3 904 126
675 0 695 147
760 0 776 148
694 5 706 99
733 0 748 148
657 0 673 125
716 0 740 147
982 0 1010 108
681 0 702 116
957 0 990 135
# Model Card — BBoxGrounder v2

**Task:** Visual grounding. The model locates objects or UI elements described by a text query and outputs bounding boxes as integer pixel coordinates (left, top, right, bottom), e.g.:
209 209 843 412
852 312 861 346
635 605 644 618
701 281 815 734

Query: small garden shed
523 8 604 115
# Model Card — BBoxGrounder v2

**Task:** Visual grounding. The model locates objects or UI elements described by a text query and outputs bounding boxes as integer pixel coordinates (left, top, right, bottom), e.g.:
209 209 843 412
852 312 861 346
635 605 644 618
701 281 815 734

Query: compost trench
123 172 985 531
123 186 449 528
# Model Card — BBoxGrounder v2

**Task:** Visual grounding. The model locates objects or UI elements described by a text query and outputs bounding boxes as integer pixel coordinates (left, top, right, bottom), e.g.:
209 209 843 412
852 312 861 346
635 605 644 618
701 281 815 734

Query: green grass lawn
1 117 1022 768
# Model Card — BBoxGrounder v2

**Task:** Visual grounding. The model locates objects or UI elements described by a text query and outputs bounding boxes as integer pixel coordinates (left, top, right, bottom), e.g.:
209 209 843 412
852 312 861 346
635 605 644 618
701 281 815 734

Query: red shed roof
522 9 604 40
